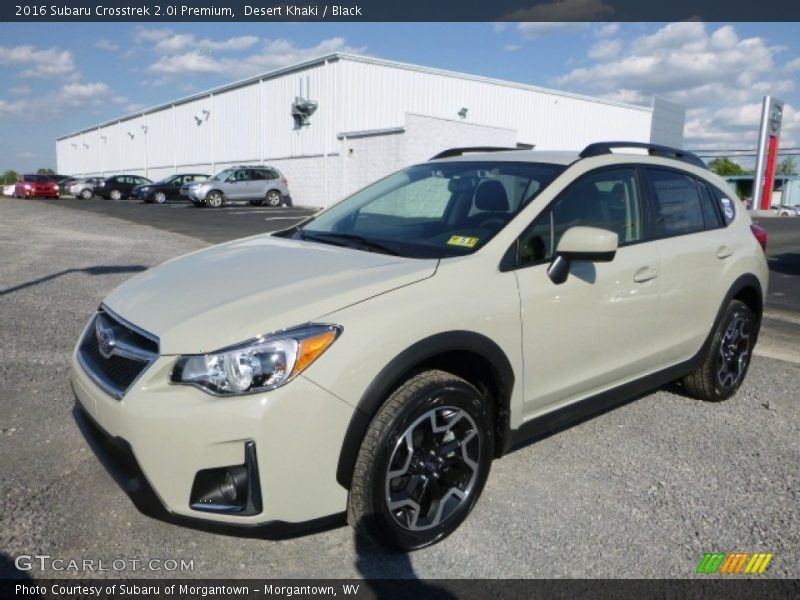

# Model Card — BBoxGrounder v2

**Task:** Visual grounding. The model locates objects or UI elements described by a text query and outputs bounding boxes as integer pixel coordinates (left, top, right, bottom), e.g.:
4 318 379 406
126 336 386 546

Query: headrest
475 180 509 212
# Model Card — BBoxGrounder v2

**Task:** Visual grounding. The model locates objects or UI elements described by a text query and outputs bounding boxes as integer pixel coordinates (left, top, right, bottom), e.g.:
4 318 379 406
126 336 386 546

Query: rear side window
710 186 736 225
647 168 705 237
697 181 723 229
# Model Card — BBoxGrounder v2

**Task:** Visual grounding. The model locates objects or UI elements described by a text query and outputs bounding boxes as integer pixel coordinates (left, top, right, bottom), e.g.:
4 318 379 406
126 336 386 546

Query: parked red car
14 174 60 199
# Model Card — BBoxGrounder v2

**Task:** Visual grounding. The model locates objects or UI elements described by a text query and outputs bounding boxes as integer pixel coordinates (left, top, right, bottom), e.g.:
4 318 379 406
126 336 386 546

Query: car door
514 167 663 416
248 169 268 200
643 167 732 365
223 169 248 200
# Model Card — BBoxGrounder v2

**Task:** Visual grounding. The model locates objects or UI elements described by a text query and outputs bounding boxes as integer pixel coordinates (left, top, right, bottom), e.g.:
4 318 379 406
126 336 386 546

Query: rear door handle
633 266 658 283
716 245 733 259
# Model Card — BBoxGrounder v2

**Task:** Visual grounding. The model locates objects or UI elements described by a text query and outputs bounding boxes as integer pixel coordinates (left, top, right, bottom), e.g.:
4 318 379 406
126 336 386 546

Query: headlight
139 186 150 192
171 324 341 396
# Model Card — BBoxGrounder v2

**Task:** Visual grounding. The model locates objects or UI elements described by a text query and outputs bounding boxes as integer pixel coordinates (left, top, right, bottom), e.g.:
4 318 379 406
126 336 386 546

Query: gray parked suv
182 165 290 208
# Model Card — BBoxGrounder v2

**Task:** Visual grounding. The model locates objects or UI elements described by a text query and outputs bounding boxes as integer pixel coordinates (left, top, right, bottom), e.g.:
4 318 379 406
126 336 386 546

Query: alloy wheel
384 406 480 532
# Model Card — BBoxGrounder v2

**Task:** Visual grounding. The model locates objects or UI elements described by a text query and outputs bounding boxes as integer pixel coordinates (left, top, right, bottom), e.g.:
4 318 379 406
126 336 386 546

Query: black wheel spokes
385 406 480 531
718 316 750 389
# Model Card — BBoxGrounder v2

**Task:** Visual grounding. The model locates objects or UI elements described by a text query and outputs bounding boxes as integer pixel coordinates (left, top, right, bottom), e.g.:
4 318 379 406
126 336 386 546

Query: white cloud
0 99 26 117
58 82 112 107
0 45 76 78
594 23 619 38
95 39 120 52
148 37 365 79
588 39 621 61
134 27 260 55
515 22 589 40
551 23 800 150
0 80 124 121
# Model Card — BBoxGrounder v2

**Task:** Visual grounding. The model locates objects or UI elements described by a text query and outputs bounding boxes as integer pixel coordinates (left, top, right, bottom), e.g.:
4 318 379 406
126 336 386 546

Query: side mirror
547 226 618 284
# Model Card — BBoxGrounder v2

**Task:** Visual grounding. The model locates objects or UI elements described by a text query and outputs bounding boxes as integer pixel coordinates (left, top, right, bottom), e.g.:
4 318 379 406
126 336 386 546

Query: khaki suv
71 142 768 550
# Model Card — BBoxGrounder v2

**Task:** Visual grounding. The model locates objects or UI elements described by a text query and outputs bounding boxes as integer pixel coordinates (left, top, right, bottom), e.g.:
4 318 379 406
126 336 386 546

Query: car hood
103 235 438 354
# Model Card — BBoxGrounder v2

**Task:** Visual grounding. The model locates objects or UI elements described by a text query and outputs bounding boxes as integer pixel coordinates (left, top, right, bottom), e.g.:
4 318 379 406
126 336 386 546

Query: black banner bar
3 0 800 22
3 579 800 600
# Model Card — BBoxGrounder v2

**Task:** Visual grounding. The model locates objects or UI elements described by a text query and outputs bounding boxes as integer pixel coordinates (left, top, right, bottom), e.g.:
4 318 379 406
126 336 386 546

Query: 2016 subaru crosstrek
71 142 768 549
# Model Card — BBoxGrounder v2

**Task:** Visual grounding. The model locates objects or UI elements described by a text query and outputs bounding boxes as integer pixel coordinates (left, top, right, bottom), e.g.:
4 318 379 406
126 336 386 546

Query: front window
209 168 236 182
291 161 564 258
25 175 51 183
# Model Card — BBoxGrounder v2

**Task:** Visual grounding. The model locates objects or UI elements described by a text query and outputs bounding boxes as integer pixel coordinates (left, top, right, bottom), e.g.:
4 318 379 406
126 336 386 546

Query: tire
348 370 493 550
682 300 755 402
80 189 92 199
266 190 282 207
153 191 167 204
109 189 122 201
206 191 224 208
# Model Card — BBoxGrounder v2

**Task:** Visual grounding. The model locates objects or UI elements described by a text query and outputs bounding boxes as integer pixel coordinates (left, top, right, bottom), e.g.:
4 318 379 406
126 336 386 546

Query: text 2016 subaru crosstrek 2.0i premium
72 142 769 549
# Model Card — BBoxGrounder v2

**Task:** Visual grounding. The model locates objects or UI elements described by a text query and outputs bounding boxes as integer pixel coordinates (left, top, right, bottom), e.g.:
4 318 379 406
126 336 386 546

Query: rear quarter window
647 168 705 237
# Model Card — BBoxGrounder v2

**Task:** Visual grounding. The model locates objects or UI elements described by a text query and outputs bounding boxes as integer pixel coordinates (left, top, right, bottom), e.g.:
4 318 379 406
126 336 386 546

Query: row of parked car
7 165 291 207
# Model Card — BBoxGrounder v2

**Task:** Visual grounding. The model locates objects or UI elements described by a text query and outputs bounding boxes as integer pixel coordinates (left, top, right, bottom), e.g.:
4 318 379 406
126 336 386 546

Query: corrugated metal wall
336 60 652 150
56 55 666 199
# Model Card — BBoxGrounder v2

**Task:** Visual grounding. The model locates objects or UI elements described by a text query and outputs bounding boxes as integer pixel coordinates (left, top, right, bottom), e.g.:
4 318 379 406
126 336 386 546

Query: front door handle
716 245 733 259
633 266 658 283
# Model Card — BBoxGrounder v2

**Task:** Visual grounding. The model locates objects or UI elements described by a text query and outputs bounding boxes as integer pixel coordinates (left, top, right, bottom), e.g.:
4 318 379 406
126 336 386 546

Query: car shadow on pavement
0 265 148 297
0 552 43 598
767 252 800 276
353 525 458 598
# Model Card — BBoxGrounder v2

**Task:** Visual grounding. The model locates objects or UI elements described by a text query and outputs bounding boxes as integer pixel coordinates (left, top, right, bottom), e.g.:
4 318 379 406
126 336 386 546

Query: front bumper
70 347 352 525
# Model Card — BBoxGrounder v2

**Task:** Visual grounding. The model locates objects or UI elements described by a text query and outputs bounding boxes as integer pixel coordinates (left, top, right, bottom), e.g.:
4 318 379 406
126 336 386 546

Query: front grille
78 307 159 399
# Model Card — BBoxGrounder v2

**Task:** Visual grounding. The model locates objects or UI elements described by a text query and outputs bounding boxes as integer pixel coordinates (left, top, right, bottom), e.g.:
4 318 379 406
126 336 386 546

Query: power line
689 147 800 154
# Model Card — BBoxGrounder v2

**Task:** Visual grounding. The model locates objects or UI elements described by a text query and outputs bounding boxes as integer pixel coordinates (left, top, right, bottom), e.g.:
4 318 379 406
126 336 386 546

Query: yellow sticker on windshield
447 235 479 248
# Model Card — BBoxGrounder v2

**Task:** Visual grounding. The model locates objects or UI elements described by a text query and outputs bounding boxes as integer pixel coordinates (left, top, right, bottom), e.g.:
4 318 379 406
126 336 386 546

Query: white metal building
56 53 685 208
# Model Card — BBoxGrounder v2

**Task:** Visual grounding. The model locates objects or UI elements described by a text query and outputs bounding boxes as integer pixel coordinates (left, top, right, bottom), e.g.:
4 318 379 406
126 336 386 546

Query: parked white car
72 142 769 550
772 204 798 217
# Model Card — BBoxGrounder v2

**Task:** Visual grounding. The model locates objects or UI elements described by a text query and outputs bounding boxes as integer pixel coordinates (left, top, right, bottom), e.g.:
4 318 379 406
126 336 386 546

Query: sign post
752 96 783 212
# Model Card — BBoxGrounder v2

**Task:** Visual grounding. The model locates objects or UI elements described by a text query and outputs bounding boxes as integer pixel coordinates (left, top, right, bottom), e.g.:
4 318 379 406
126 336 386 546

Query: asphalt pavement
0 197 798 580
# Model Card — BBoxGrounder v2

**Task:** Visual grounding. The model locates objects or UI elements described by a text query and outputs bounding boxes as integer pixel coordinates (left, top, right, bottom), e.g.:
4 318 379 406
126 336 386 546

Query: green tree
36 167 56 176
1 170 19 185
776 156 797 176
708 157 747 176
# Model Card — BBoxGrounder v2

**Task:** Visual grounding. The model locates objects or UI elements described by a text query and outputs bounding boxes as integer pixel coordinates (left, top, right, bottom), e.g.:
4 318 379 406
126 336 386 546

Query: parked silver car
182 166 290 208
69 177 105 199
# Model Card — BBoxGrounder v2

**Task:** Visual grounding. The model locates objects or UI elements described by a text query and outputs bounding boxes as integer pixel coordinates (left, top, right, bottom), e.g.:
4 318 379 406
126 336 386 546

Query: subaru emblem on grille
96 320 117 359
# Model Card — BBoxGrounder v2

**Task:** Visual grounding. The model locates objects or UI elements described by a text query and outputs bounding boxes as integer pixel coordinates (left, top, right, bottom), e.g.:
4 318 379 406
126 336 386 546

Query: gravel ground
0 198 798 580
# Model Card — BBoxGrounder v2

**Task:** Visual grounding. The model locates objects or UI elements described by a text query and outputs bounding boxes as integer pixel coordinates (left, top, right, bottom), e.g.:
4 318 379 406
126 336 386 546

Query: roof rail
431 147 518 160
579 141 706 169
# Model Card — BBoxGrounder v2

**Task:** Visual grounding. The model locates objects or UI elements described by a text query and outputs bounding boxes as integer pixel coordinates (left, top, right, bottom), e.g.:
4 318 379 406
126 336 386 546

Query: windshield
25 175 52 183
209 168 236 182
158 175 179 185
291 161 564 258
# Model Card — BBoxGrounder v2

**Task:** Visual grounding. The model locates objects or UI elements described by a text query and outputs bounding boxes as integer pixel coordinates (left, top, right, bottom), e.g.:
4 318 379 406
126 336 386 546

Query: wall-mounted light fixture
458 107 468 119
201 109 211 120
141 125 148 134
194 116 202 126
83 143 89 149
70 143 77 149
291 97 318 128
100 135 107 142
127 131 134 139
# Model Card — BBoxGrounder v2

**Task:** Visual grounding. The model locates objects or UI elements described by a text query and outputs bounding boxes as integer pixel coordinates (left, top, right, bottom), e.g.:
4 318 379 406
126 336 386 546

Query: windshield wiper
300 231 400 256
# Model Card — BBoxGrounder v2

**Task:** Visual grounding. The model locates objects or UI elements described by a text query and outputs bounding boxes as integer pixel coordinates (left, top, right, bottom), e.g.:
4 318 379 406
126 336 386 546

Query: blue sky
1 22 800 173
